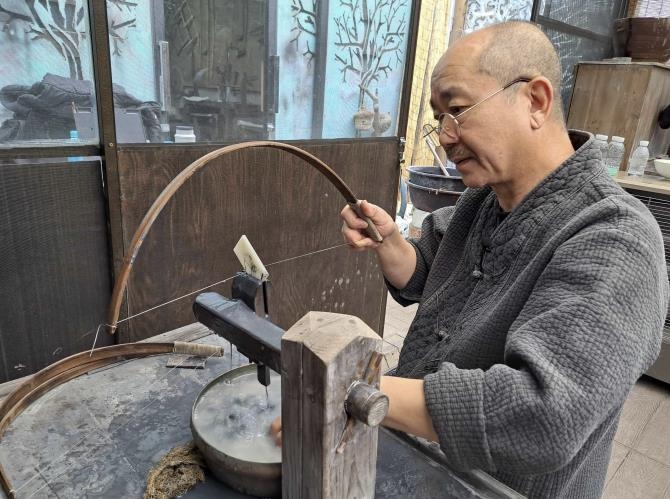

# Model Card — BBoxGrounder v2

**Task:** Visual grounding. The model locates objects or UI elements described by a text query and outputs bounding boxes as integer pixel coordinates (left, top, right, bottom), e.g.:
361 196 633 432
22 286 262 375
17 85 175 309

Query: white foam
193 371 282 463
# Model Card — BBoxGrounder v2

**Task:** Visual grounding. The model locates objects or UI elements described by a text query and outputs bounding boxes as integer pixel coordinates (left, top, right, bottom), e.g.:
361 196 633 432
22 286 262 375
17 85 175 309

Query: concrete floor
382 294 670 498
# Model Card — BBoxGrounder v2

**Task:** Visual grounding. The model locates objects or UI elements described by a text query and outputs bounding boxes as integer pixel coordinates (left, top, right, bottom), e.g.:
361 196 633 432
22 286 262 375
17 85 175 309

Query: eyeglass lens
439 114 459 139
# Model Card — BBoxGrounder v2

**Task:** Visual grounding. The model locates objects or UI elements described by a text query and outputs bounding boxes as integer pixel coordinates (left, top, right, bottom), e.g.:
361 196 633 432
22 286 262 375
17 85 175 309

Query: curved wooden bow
106 140 383 332
0 141 381 497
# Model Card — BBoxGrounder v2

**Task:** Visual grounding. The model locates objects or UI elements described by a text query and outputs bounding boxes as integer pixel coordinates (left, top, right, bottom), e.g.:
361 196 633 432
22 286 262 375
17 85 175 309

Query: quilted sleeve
423 216 668 474
387 206 455 305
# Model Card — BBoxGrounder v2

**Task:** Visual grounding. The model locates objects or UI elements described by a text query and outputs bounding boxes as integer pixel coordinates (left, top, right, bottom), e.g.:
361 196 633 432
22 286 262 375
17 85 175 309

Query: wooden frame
0 0 419 378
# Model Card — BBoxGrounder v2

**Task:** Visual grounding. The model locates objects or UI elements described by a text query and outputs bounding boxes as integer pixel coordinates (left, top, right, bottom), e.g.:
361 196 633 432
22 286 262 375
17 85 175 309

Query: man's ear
527 77 554 129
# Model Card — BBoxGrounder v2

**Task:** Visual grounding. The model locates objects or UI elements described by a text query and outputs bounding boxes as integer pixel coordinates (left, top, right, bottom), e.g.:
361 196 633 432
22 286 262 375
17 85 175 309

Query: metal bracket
193 273 283 386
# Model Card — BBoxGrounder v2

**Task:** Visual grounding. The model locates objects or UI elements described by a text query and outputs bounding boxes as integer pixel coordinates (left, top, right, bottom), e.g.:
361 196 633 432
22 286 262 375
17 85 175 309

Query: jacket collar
465 130 602 277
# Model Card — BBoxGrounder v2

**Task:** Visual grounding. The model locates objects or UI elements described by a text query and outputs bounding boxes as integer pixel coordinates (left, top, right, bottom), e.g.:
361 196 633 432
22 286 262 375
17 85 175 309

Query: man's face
429 43 528 189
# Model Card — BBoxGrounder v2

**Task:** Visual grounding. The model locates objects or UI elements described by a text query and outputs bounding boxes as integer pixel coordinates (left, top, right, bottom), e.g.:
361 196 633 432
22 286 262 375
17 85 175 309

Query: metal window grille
630 191 670 330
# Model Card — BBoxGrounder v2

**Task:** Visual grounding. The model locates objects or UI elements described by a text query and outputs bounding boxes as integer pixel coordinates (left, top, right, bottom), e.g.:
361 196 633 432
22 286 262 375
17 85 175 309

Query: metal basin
191 364 282 498
406 166 466 213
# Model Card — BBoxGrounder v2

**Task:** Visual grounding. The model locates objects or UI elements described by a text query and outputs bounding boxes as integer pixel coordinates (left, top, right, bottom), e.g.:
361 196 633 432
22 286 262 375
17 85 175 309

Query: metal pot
406 166 467 213
191 364 282 498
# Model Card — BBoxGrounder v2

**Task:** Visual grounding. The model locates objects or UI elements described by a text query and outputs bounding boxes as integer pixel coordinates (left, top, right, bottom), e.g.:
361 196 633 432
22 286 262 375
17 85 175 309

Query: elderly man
340 21 668 498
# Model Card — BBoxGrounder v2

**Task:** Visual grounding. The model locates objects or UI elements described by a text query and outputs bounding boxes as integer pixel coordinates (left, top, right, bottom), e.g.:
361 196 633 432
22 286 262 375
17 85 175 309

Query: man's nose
439 132 459 154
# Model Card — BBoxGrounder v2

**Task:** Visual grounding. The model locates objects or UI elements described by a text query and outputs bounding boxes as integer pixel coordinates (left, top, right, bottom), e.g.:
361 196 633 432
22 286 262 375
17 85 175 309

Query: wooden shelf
614 171 670 196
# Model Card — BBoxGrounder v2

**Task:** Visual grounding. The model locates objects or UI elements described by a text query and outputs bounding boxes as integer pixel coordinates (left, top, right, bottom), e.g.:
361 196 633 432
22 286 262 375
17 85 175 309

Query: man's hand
341 200 417 289
269 416 282 447
341 200 398 250
380 376 438 442
267 377 438 447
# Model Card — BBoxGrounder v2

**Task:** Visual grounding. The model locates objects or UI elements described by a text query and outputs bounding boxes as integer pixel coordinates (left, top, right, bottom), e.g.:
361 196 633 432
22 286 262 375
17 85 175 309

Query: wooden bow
0 141 379 497
106 140 382 332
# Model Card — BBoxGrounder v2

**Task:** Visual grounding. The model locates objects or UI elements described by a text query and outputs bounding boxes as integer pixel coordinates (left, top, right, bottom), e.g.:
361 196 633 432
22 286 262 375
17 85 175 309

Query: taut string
91 242 350 352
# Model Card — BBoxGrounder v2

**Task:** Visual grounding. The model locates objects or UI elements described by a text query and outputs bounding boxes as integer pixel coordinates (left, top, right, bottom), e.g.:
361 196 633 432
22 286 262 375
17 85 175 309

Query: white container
627 140 650 177
174 125 196 143
654 158 670 179
594 134 609 163
409 207 429 239
607 136 625 176
160 123 171 142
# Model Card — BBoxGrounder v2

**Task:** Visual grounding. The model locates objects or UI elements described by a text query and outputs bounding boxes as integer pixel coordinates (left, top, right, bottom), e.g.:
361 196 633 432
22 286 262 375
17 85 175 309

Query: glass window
107 0 415 144
534 0 627 113
0 0 99 147
463 0 533 33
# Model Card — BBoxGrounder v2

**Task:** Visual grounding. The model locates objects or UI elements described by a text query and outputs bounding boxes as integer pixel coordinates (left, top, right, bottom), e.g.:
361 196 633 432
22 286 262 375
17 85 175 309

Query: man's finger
341 205 369 229
359 200 388 224
269 416 282 434
359 200 378 218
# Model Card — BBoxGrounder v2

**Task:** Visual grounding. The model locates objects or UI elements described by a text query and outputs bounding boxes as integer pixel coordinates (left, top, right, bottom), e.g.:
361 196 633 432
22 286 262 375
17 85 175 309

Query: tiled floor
382 294 670 498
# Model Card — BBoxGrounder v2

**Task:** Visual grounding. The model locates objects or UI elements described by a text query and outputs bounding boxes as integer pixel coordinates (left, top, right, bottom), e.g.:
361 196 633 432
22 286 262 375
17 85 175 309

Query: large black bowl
407 166 464 190
406 166 466 212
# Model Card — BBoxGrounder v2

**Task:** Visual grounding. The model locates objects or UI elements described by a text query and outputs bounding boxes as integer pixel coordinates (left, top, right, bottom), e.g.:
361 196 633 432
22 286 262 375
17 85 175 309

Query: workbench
614 171 670 196
0 325 522 499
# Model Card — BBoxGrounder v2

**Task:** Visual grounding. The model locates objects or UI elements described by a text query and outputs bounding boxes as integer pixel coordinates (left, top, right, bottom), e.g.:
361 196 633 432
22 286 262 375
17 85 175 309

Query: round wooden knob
344 381 389 427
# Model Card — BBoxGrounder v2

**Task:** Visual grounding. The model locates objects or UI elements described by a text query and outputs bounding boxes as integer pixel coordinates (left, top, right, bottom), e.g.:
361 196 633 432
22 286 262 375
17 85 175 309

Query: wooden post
281 312 385 499
448 0 469 47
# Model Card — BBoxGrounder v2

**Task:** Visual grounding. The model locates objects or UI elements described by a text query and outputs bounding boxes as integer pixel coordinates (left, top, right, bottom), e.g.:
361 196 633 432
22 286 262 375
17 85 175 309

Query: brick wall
403 0 454 174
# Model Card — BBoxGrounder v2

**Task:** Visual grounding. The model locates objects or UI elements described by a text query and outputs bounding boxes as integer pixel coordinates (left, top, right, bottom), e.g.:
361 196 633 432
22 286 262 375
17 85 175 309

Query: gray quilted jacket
389 131 668 498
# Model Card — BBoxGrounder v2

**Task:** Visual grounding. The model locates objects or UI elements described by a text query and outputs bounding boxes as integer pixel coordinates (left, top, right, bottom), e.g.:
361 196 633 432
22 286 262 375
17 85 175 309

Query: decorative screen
0 0 99 147
106 0 415 144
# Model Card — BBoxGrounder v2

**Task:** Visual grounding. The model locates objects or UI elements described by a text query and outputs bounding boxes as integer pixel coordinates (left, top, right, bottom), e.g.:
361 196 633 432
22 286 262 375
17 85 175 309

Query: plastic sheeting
629 0 670 17
463 0 533 33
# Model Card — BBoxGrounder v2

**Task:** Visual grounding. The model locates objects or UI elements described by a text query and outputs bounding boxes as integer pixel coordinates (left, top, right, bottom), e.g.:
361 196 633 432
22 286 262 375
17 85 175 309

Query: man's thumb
359 200 378 219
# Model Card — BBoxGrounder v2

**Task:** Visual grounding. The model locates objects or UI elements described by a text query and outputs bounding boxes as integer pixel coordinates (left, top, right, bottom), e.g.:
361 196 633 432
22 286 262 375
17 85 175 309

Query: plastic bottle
607 136 625 176
68 130 83 162
627 140 650 177
594 134 609 163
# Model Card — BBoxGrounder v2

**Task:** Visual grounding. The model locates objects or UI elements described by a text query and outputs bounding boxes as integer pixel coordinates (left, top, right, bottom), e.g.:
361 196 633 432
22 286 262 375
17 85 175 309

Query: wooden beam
448 0 468 47
281 311 384 498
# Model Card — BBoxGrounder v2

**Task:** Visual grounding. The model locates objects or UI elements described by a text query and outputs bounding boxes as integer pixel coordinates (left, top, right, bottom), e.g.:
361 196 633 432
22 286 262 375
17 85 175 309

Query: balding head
434 21 564 123
428 21 575 208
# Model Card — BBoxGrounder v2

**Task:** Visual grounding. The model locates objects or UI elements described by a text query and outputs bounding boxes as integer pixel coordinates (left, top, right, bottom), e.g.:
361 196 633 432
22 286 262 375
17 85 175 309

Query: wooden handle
345 381 389 427
173 342 224 357
349 201 383 243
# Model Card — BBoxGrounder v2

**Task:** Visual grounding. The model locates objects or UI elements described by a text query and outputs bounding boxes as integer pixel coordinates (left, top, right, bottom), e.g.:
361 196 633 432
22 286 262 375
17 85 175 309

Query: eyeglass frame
424 76 533 139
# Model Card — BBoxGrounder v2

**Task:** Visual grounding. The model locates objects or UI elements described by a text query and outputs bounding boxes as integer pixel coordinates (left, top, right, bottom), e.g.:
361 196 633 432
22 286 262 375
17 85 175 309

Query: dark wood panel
114 139 399 342
0 158 113 382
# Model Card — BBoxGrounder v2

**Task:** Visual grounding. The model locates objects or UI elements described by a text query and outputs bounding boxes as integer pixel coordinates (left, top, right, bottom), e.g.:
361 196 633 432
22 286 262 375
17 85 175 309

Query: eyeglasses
423 77 532 140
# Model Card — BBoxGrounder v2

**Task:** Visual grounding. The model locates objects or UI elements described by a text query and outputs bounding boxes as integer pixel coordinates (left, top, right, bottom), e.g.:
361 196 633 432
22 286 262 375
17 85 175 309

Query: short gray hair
476 21 565 123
